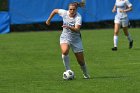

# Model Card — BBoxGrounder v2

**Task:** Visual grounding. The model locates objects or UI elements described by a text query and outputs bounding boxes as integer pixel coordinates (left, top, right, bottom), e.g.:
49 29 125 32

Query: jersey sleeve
125 0 132 7
115 0 117 6
58 9 67 17
75 16 82 25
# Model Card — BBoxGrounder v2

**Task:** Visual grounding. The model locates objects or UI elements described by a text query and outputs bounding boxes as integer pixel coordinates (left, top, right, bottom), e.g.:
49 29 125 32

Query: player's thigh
114 19 121 35
71 39 84 53
121 17 129 28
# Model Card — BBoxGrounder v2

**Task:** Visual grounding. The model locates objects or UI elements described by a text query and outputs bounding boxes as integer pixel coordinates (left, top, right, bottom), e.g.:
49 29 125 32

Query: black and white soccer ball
63 70 74 80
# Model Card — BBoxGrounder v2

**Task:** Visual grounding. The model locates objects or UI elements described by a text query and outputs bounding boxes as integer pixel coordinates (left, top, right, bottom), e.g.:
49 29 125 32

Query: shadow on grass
93 75 129 79
132 48 140 50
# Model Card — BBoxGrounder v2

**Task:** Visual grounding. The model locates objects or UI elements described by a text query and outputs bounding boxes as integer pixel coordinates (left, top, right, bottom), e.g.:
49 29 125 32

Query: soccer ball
63 70 74 80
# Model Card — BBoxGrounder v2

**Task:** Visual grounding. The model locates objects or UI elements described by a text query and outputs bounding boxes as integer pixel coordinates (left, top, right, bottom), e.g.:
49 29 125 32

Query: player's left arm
125 0 133 12
120 0 132 13
62 25 81 32
124 6 132 12
120 6 132 13
62 16 82 32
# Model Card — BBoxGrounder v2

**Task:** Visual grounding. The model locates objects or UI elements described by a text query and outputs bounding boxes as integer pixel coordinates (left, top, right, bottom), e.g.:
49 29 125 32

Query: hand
119 9 125 13
46 20 51 25
112 9 116 13
62 25 69 29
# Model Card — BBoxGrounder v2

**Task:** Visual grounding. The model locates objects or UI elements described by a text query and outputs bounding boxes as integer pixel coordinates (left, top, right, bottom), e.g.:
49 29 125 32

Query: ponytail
75 2 85 7
70 2 85 8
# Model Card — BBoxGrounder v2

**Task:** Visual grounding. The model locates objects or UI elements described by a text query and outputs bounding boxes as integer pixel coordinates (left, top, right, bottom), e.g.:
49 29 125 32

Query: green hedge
0 0 8 11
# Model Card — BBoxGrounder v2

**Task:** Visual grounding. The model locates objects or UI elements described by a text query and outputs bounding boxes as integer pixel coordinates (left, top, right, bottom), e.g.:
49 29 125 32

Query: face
68 5 77 17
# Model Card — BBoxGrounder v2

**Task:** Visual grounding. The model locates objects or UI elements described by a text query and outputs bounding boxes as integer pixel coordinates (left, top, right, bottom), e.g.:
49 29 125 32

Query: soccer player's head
68 2 84 17
68 3 78 16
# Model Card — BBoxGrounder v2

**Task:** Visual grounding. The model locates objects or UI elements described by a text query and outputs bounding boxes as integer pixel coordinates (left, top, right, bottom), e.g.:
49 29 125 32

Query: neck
69 13 76 18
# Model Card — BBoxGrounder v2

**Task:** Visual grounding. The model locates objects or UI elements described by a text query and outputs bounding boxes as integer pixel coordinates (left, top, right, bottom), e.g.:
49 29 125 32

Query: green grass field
0 28 140 93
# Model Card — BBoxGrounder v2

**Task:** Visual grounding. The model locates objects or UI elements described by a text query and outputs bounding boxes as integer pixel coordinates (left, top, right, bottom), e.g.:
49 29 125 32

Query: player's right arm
46 9 59 25
112 5 117 13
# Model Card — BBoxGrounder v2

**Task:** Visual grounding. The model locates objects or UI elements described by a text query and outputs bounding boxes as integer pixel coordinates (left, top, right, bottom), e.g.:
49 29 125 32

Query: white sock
62 54 70 70
127 33 133 42
114 36 118 47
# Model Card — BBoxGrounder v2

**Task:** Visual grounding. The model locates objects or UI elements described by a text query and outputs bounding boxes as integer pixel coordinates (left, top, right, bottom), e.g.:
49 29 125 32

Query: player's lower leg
112 35 118 51
126 33 133 49
80 63 90 79
62 54 70 70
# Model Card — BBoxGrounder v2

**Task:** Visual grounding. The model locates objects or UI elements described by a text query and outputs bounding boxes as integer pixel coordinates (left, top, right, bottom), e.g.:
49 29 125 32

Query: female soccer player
46 2 90 79
112 0 133 51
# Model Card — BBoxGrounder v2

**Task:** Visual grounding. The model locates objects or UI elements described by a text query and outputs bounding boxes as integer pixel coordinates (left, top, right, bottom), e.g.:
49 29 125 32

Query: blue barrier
9 0 140 24
0 12 10 34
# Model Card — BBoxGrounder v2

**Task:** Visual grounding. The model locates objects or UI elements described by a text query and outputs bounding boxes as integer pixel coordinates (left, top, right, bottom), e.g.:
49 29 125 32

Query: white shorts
114 16 129 27
60 35 84 53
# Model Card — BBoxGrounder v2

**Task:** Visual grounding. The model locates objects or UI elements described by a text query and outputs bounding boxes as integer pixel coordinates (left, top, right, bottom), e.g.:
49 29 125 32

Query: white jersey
58 9 83 53
115 0 132 18
58 9 82 37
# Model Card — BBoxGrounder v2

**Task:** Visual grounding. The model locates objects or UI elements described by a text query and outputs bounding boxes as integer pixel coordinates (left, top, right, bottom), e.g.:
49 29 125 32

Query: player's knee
61 50 69 55
114 31 119 35
62 52 69 55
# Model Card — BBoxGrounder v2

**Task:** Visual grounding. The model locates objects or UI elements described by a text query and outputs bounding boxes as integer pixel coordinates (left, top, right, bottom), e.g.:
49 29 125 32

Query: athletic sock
127 33 133 42
62 54 70 70
80 64 90 78
114 36 118 47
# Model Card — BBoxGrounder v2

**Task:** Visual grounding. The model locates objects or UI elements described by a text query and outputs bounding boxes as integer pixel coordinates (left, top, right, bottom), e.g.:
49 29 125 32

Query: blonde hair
69 2 84 9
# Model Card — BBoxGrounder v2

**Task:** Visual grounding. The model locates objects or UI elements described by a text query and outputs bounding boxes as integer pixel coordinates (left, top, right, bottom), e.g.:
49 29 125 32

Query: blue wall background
0 12 10 34
9 0 140 24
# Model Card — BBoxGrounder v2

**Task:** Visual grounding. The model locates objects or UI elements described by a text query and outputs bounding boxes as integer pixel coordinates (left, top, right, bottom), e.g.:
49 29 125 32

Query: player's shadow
132 48 140 50
93 75 128 79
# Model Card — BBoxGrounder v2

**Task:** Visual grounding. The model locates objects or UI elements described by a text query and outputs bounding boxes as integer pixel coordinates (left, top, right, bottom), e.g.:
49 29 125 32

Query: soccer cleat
129 40 133 49
83 73 90 79
112 47 117 51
